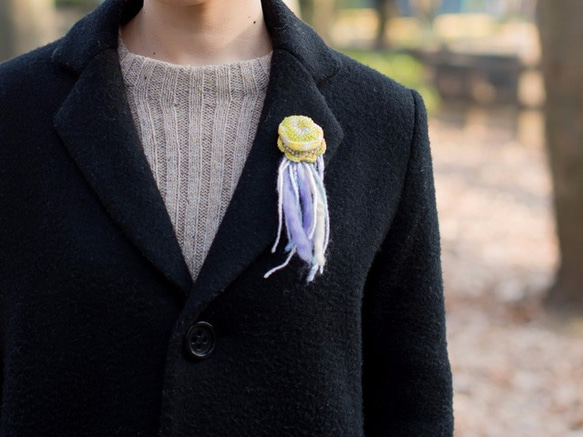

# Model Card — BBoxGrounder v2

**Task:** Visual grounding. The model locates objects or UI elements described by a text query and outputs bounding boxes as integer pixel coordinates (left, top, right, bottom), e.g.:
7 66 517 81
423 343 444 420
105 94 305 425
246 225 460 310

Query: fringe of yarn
264 155 329 282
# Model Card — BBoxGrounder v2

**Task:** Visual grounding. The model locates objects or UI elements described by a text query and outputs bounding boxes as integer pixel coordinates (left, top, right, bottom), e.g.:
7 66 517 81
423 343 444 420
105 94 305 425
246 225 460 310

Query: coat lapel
52 1 193 297
189 0 345 309
51 0 344 308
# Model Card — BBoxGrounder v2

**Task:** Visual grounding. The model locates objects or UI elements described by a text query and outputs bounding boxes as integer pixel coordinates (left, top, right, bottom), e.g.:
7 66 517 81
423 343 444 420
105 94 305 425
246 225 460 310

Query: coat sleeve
362 90 454 436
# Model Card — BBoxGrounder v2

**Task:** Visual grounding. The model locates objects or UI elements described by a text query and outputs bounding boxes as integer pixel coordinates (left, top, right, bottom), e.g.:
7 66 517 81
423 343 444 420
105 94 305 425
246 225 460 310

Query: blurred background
1 0 582 435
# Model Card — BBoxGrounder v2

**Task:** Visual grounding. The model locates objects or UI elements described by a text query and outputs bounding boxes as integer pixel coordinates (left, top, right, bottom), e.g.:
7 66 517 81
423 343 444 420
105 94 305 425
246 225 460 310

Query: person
0 0 453 435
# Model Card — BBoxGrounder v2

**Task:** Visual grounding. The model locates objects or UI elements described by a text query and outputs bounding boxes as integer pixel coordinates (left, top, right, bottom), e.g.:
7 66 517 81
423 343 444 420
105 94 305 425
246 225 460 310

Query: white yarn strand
263 246 297 279
301 162 319 240
300 161 328 276
289 163 301 212
314 156 330 253
312 182 327 270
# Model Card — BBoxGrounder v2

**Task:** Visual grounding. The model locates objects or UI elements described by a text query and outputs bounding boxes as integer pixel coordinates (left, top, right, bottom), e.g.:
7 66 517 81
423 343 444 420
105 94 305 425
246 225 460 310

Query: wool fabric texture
118 39 271 280
0 0 454 435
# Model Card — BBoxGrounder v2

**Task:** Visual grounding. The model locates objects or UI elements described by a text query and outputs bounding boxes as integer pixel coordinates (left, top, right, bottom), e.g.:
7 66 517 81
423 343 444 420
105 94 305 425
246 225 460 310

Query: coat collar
52 0 344 305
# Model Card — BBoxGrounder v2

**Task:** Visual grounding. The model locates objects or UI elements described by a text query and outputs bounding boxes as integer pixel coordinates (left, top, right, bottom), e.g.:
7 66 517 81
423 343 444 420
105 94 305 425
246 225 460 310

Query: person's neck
121 0 272 66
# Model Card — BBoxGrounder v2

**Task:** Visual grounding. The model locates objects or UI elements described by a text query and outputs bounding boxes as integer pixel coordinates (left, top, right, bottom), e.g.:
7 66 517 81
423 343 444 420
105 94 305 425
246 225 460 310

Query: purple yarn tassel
282 165 312 261
265 157 330 282
296 163 315 237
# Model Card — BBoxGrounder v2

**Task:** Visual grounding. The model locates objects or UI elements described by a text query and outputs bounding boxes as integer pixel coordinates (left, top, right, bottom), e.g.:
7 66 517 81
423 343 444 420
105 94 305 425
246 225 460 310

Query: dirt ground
431 108 583 437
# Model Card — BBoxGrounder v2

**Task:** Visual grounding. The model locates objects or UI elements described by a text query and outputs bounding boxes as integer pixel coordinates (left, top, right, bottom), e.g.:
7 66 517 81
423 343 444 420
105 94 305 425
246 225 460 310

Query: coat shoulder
324 50 418 139
322 50 420 164
0 39 76 139
0 40 66 105
333 50 416 111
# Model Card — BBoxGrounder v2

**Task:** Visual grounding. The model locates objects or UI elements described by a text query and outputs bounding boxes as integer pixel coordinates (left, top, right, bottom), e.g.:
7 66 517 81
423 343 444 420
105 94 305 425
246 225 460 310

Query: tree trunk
0 0 55 62
282 0 300 15
0 0 16 61
539 0 583 310
374 0 398 50
410 0 442 28
298 0 336 44
298 0 313 24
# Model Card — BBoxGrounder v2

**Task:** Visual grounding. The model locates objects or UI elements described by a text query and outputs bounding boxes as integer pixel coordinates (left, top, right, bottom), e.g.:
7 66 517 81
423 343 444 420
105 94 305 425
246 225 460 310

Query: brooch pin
264 115 330 283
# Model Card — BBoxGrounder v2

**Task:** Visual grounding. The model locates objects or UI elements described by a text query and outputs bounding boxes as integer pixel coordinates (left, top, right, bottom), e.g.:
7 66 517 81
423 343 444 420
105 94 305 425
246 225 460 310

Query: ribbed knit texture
118 38 272 281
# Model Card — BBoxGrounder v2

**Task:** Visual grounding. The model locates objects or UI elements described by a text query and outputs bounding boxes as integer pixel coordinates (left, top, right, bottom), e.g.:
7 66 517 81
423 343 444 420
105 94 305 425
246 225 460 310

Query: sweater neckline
118 34 272 98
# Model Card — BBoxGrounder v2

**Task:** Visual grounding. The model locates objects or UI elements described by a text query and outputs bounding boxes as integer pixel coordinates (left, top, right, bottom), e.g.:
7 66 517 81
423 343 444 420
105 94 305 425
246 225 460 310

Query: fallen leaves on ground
431 113 583 437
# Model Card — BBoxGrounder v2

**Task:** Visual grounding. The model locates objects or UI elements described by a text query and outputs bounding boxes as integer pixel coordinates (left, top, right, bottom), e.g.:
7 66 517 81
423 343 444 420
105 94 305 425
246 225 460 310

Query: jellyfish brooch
264 115 330 283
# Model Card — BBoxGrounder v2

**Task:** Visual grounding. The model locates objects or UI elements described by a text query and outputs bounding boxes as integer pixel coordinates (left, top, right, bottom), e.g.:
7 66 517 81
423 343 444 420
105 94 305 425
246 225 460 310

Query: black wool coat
0 0 453 435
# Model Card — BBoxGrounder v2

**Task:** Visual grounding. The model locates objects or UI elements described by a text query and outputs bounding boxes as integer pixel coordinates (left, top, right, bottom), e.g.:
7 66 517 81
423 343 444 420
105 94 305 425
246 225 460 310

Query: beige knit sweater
118 38 272 281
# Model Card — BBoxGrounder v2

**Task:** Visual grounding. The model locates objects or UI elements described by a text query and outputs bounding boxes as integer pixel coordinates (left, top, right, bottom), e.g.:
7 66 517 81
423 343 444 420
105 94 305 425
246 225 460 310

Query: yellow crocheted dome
277 115 326 163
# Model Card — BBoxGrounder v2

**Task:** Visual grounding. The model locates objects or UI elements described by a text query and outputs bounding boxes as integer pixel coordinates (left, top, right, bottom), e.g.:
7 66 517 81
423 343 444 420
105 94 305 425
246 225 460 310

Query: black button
185 321 216 360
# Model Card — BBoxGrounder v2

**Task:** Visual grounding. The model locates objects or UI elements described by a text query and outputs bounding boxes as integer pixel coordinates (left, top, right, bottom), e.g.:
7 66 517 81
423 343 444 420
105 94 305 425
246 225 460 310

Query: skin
121 0 273 66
